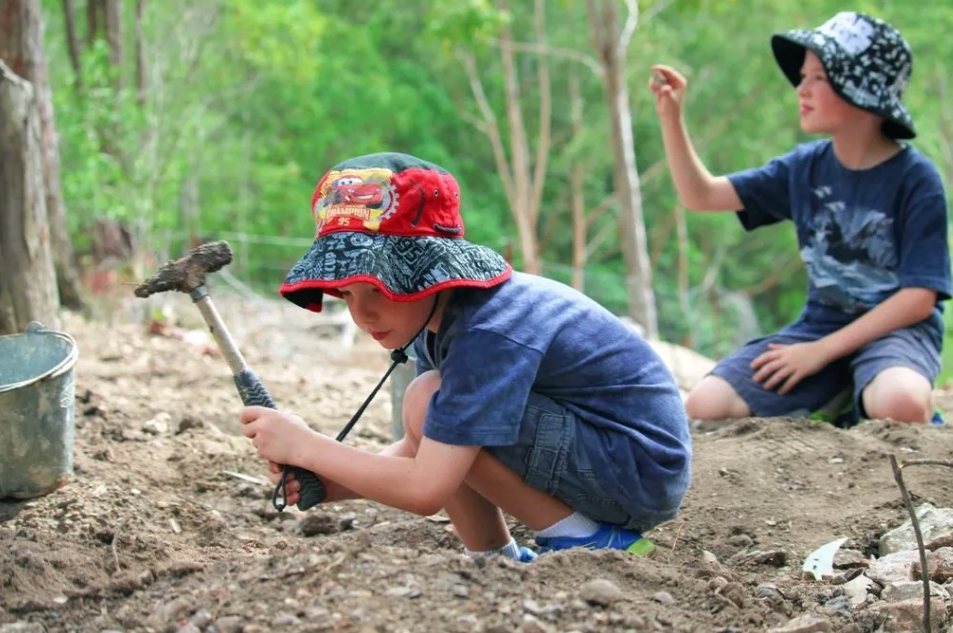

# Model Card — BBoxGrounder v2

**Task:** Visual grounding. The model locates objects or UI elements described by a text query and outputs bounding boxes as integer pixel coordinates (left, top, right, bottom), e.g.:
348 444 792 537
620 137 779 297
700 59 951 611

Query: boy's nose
350 300 377 324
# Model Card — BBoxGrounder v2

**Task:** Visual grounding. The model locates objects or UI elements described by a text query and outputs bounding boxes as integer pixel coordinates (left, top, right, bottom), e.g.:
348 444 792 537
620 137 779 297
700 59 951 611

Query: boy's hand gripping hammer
134 241 326 510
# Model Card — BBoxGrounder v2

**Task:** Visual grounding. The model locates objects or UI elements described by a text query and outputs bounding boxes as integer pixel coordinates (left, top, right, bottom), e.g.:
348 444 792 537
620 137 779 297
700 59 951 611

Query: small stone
755 583 783 602
385 587 414 598
821 595 851 614
519 618 555 633
727 534 754 549
143 412 171 434
881 580 949 603
768 614 832 632
740 549 788 567
189 608 213 628
717 582 747 608
842 575 877 607
177 415 203 433
299 514 338 537
272 613 300 627
338 512 357 531
579 579 623 606
652 591 675 605
708 576 728 591
0 623 46 633
211 616 244 633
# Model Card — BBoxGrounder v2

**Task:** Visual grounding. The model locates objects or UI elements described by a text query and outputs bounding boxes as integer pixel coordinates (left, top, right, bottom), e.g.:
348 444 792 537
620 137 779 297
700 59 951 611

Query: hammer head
134 241 233 297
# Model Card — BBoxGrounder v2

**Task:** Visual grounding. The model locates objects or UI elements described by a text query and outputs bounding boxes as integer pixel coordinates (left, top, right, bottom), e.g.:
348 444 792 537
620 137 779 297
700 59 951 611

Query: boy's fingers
239 406 269 424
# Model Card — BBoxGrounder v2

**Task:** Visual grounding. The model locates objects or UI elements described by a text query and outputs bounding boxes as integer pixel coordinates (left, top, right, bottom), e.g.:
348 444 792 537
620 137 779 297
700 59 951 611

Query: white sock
534 512 600 539
464 538 522 561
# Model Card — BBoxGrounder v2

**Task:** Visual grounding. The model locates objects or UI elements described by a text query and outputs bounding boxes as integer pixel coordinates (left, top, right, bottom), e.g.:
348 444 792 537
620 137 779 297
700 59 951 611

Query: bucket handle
24 322 79 380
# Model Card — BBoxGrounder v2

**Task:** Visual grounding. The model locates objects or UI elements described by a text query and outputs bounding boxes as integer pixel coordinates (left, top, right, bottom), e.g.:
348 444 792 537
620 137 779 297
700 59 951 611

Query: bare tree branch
643 0 677 23
619 0 638 51
493 40 603 77
461 51 516 211
585 194 616 230
528 0 551 229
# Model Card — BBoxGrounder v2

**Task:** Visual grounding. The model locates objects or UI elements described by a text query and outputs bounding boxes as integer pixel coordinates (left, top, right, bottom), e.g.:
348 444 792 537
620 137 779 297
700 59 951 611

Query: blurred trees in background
21 0 953 377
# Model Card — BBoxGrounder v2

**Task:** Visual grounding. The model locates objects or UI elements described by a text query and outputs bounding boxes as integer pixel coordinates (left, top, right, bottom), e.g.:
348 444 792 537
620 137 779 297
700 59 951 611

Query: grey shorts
485 392 676 532
712 321 941 421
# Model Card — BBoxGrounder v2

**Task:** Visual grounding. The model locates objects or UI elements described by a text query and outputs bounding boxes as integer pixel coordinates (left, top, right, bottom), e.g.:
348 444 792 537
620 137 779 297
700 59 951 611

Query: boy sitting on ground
650 12 951 425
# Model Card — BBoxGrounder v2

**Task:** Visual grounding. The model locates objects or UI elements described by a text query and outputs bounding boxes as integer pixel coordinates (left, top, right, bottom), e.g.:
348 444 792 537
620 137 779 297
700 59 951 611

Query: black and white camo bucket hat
771 12 915 139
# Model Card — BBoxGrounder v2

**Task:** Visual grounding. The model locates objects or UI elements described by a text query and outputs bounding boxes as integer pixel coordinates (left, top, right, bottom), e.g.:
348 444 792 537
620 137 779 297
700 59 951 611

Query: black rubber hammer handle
191 287 326 510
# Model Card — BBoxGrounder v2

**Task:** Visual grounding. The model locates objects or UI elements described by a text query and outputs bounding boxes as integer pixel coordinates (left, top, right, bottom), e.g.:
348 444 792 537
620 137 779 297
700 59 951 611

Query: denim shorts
712 321 942 419
485 392 677 532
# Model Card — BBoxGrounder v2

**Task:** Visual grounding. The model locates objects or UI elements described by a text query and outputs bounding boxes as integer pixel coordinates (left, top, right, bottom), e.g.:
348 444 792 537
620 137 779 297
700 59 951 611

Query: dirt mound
2 294 952 632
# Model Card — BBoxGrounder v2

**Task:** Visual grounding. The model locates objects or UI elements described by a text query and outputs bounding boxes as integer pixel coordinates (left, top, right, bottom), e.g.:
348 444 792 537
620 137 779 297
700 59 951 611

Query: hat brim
280 232 512 312
770 32 916 140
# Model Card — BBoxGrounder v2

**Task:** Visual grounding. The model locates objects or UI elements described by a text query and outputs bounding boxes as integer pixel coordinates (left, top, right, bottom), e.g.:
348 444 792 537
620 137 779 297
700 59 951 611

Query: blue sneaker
535 523 656 556
517 546 538 563
931 409 945 426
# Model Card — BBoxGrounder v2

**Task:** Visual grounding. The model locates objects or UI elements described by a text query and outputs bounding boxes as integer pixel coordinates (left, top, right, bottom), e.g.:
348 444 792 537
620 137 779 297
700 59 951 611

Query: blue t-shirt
412 272 690 513
728 140 951 345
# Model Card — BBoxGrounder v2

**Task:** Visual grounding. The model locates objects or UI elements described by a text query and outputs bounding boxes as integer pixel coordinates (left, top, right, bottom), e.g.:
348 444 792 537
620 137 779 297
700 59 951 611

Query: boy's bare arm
650 65 743 212
296 434 479 517
815 288 936 363
752 288 937 393
265 435 417 504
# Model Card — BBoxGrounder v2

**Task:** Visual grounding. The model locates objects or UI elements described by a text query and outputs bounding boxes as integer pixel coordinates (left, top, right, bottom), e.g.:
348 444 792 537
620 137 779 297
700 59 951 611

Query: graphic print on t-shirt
800 186 899 313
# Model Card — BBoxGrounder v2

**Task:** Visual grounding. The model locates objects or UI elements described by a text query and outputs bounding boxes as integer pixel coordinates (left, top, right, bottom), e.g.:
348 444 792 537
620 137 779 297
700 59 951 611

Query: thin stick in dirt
889 455 953 633
111 517 129 573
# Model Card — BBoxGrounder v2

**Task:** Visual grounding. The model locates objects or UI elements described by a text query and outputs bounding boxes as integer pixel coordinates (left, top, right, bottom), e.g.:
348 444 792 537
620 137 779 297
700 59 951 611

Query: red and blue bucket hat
771 12 916 139
280 153 512 312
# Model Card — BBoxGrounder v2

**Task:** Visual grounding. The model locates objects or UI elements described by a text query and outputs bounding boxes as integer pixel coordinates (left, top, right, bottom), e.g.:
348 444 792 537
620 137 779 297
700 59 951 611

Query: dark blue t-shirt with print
412 271 691 515
728 140 951 346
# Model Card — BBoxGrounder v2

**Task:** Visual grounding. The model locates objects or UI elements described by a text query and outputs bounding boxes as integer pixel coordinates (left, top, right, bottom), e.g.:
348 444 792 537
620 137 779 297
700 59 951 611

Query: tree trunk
0 61 60 334
569 71 586 291
586 0 658 338
134 0 145 105
62 0 83 90
103 0 122 90
1 0 86 311
498 0 539 274
462 0 551 275
85 0 100 46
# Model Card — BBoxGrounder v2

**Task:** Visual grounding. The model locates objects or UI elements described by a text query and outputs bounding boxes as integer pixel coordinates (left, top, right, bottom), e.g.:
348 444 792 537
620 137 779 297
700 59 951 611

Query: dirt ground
3 289 953 633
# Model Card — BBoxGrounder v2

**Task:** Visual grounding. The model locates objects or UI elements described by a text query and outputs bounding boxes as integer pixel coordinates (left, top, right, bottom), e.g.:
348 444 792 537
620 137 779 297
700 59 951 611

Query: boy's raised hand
649 65 687 118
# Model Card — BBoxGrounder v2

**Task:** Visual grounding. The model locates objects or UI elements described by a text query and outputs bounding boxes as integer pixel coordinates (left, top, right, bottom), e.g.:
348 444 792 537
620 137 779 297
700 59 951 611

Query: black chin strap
273 294 440 510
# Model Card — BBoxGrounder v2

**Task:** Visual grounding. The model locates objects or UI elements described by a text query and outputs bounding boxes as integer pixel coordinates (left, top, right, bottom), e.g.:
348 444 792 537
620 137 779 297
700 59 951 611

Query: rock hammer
134 241 326 510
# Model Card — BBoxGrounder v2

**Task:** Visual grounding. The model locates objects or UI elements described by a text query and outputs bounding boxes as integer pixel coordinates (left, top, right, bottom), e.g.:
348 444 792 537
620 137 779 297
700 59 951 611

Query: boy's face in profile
796 50 859 135
337 283 438 349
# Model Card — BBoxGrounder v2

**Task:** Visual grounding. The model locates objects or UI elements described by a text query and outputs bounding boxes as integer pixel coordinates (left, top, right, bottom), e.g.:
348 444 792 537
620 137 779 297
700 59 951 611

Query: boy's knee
402 370 441 439
685 376 750 420
863 368 932 424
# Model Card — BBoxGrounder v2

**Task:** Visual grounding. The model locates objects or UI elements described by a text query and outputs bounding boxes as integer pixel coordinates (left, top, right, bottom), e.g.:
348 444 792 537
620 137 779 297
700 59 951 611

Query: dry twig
111 517 129 573
889 455 953 633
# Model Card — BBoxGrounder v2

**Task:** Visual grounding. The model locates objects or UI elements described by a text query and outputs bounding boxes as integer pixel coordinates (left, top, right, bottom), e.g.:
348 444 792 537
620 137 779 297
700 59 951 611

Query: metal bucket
0 322 79 499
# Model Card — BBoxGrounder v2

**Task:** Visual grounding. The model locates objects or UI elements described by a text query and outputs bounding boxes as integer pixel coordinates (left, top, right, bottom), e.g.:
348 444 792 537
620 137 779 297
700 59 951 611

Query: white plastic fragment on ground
802 537 848 580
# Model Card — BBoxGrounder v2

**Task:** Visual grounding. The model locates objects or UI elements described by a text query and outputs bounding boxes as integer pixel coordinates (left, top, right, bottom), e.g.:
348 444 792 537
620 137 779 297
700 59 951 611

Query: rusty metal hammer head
134 241 233 297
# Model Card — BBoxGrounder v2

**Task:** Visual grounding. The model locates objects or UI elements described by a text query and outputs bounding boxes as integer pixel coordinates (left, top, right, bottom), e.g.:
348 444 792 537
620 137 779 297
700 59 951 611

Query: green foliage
42 0 953 382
